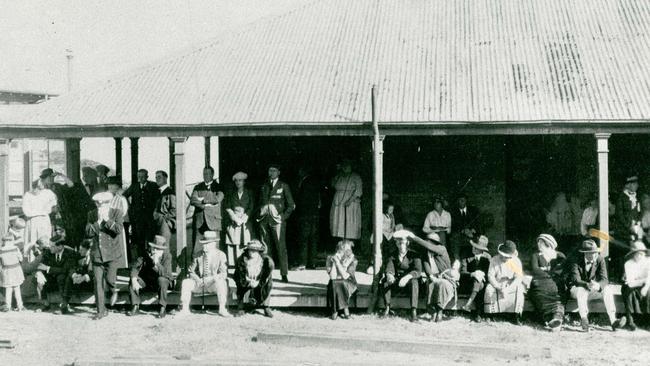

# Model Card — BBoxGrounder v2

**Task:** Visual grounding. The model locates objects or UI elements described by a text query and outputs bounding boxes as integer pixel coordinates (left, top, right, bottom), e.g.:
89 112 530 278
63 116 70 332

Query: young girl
0 234 25 311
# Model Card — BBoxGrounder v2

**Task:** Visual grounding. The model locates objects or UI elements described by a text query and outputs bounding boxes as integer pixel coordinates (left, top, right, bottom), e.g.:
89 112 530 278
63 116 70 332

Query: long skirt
327 279 357 312
622 285 650 314
25 215 52 248
484 281 525 314
528 277 565 323
427 277 457 310
330 201 361 240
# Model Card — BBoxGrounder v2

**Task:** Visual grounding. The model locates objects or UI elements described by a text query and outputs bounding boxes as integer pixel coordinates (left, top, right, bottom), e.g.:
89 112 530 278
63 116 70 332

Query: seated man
233 240 274 318
63 239 94 310
179 231 229 316
459 235 491 322
128 235 173 318
381 233 422 322
406 231 459 323
567 239 625 332
36 235 76 314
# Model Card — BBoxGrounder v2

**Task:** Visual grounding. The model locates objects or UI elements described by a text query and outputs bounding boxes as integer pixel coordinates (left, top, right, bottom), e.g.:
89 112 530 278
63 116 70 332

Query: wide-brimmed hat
497 241 518 258
470 235 489 252
49 235 65 246
244 239 266 252
426 232 442 244
268 163 281 170
579 239 600 253
148 235 168 250
537 234 558 250
625 172 639 184
626 241 648 258
39 168 54 179
95 165 110 175
232 172 248 181
92 191 114 203
392 230 411 240
106 176 122 187
199 231 220 244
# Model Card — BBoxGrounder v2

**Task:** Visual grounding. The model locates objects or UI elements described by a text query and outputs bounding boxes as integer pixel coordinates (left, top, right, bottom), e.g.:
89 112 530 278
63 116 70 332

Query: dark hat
106 176 122 187
497 240 518 258
39 168 54 179
50 235 65 246
96 165 110 175
579 239 600 253
470 235 489 251
268 163 281 170
432 194 444 204
625 172 639 184
148 235 168 250
244 240 266 252
626 241 648 258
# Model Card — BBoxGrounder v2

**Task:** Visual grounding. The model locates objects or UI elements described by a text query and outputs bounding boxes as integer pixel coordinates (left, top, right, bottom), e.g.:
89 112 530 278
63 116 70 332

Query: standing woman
330 159 362 241
106 176 129 268
528 234 566 331
483 240 526 324
326 240 358 320
22 179 57 254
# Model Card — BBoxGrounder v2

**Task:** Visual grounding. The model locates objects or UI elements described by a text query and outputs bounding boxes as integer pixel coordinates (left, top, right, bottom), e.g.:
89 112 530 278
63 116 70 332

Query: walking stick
201 254 206 312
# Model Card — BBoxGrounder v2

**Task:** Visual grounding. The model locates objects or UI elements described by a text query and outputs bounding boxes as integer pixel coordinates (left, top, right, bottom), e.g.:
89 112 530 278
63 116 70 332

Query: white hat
92 191 114 203
232 172 248 181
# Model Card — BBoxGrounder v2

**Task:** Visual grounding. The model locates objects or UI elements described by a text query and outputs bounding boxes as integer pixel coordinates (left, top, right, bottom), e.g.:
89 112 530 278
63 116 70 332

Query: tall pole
66 49 73 93
372 86 383 275
0 139 10 235
170 137 187 268
130 137 139 185
114 137 123 178
596 133 611 257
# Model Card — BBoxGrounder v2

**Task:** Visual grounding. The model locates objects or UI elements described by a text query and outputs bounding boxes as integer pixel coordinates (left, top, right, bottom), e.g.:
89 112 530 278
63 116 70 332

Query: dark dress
233 254 274 308
326 256 358 312
528 252 566 324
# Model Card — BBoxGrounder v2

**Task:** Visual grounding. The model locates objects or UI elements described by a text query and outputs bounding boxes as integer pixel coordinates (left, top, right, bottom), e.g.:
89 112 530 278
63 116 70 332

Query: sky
1 0 308 185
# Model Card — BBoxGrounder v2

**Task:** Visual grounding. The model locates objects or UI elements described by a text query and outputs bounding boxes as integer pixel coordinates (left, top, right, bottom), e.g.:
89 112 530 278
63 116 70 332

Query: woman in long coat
528 234 566 331
330 160 362 240
326 240 358 319
107 176 129 268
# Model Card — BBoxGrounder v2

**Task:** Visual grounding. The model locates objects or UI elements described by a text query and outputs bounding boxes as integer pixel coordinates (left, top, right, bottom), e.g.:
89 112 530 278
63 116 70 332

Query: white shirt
22 189 57 217
270 178 278 187
624 257 650 287
237 191 244 200
422 210 452 234
159 184 169 193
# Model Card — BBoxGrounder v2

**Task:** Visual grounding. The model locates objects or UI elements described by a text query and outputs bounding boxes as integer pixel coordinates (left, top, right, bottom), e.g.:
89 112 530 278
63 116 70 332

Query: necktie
56 253 61 262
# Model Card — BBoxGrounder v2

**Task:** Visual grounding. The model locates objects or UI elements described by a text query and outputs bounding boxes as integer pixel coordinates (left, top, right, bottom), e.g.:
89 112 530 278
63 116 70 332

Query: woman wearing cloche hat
483 240 526 325
233 240 275 318
622 240 650 331
528 234 567 331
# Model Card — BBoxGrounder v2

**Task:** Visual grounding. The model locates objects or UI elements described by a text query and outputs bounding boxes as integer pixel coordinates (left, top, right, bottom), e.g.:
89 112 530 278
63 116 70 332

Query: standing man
128 235 173 318
294 166 322 270
258 164 295 283
86 191 124 320
190 166 225 257
95 165 110 192
123 169 160 260
153 171 176 249
449 194 480 261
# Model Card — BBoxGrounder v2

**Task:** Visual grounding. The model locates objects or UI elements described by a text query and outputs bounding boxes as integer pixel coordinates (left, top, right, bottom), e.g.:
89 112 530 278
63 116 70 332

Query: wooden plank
255 332 552 360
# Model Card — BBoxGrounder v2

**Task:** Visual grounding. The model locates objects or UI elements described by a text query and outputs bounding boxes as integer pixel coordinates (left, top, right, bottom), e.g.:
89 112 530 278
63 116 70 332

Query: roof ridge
46 0 326 104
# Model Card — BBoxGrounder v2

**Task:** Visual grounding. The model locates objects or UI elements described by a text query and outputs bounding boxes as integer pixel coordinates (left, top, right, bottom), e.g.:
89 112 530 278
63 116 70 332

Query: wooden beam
596 133 611 257
64 138 81 181
204 136 211 167
168 138 176 188
0 139 9 235
130 137 139 185
114 137 123 178
170 137 187 264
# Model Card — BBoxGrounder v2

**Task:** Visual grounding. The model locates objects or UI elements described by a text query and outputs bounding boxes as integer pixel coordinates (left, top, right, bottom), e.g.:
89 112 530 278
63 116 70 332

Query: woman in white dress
330 160 362 241
22 179 57 255
484 240 526 325
106 176 129 268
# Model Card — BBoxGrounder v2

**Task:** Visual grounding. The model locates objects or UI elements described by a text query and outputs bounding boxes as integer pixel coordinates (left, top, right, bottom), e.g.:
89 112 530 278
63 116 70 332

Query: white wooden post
0 139 10 234
596 133 611 257
171 137 187 262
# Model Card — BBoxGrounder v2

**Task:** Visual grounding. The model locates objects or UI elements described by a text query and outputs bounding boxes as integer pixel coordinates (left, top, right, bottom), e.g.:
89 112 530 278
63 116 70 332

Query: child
8 217 26 251
0 234 25 311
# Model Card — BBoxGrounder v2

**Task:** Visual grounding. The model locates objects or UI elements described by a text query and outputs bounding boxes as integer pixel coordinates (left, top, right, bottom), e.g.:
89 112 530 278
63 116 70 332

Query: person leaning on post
128 235 173 319
380 232 422 322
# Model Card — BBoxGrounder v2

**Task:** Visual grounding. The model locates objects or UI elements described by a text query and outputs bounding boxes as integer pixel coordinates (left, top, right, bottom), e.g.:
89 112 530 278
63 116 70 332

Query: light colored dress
330 173 362 240
0 243 25 288
484 256 526 314
22 188 57 248
109 193 129 268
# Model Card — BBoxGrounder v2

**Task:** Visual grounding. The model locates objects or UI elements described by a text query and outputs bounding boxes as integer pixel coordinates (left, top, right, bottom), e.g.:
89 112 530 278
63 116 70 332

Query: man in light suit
190 166 224 258
153 170 176 249
179 231 230 317
258 164 295 283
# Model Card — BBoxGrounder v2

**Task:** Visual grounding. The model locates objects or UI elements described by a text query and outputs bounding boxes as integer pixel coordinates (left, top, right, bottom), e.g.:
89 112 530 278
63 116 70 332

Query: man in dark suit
381 235 422 322
567 239 625 332
293 166 322 270
123 169 160 260
86 191 125 320
190 166 224 257
65 239 94 310
459 235 491 322
450 193 480 261
153 170 176 250
36 235 76 314
127 235 173 318
258 164 295 283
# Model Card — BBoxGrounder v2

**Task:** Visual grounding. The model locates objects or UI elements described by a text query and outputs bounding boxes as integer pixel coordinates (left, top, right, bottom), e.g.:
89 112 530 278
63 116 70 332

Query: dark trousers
93 260 119 313
382 277 419 308
129 271 170 307
131 217 154 259
43 273 70 304
298 215 319 268
236 280 273 308
622 284 650 319
450 233 472 262
460 278 486 314
63 275 93 304
260 219 288 276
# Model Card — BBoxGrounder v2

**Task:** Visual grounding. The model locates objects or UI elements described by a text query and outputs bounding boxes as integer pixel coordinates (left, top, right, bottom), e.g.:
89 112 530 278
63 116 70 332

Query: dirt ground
0 306 648 366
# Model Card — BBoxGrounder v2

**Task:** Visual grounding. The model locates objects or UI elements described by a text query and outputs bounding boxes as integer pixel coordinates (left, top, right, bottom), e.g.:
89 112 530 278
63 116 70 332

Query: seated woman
381 231 422 322
459 235 491 322
528 234 566 331
622 241 650 331
484 240 525 325
326 240 358 320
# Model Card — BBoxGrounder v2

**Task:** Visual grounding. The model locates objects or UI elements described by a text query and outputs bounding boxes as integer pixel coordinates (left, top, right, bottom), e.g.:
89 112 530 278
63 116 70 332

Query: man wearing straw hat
567 239 625 332
621 240 650 331
179 231 230 317
234 239 275 318
127 235 173 318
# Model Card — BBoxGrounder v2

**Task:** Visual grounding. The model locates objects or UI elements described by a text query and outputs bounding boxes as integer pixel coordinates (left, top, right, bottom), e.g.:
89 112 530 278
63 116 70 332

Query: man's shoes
127 305 140 317
61 304 72 315
342 308 351 319
410 308 418 323
93 310 108 320
435 310 444 323
330 312 338 320
158 307 166 319
110 292 119 307
580 317 590 332
281 276 289 283
235 310 245 317
381 306 390 318
611 317 626 331
176 308 191 316
36 304 51 313
626 320 637 331
513 314 523 326
15 306 27 312
263 307 274 318
548 318 562 330
218 308 231 317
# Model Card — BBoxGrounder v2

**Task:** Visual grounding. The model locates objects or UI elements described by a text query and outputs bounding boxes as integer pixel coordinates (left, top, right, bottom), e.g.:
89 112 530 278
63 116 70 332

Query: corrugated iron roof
9 0 650 132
